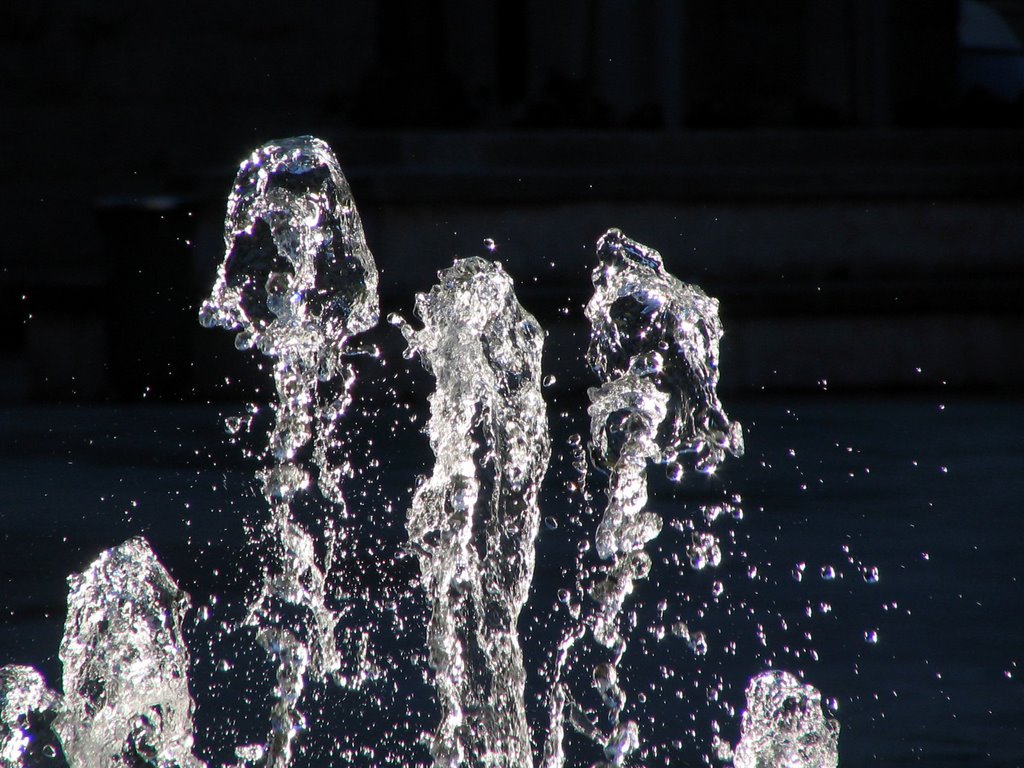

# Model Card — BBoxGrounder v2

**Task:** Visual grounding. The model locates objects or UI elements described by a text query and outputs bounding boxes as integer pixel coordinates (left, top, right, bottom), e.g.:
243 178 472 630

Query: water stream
392 256 549 767
540 228 749 768
0 137 841 768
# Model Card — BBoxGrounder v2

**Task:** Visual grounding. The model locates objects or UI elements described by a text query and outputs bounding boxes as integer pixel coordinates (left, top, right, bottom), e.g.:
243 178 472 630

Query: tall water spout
545 229 745 766
586 226 743 634
394 257 550 767
199 136 379 766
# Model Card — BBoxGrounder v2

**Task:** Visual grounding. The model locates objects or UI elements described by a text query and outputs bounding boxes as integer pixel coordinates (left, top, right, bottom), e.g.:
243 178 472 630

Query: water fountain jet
0 137 842 768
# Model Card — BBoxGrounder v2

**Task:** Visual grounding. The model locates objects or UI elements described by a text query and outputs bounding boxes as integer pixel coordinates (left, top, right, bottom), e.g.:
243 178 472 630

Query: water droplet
629 551 652 580
864 630 879 644
234 330 256 350
820 565 836 581
688 532 721 570
713 735 734 762
689 631 708 655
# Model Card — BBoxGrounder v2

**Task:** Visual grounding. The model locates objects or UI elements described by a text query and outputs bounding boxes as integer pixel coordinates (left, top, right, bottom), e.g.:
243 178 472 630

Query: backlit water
1 394 1021 765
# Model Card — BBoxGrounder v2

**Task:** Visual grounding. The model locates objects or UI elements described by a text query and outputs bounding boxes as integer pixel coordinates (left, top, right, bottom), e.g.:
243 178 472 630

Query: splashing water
198 135 379 766
587 228 744 554
1 538 200 768
730 671 839 768
586 227 743 643
56 538 202 768
543 229 746 766
393 257 550 767
1 666 60 767
198 134 379 502
0 142 848 768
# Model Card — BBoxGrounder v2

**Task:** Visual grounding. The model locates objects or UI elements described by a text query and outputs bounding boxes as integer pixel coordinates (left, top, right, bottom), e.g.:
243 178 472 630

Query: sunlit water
1 137 1022 767
197 136 381 767
2 397 1022 766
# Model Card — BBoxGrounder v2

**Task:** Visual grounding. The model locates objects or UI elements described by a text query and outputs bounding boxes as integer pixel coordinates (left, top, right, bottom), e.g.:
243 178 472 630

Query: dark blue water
1 395 1021 766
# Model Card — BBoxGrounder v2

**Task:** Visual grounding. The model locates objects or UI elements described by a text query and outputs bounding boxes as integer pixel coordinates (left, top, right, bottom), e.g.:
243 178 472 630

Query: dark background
2 0 1024 402
2 2 1024 767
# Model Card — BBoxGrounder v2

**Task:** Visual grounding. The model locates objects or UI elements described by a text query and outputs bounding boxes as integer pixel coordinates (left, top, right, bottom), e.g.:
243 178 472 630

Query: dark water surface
1 396 1021 766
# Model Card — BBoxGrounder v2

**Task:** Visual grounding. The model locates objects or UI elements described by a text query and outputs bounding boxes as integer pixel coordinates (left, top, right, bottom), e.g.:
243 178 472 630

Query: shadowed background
2 0 1023 401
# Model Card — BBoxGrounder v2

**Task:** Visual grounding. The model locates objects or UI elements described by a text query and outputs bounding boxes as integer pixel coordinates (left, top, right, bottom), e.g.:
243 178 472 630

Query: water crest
394 257 550 767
